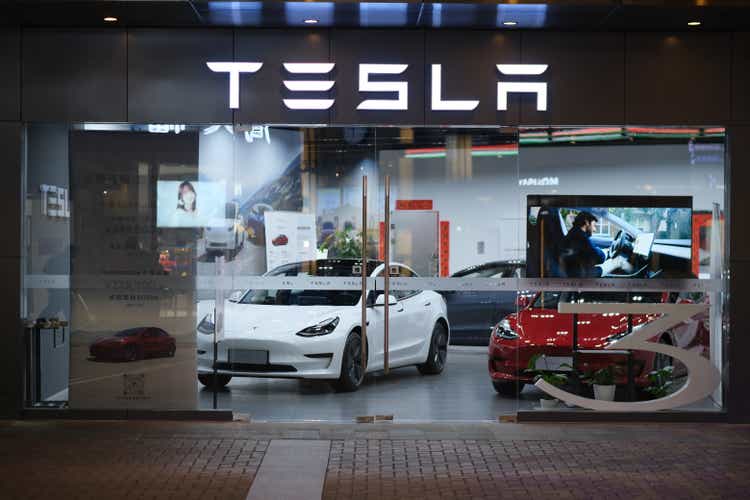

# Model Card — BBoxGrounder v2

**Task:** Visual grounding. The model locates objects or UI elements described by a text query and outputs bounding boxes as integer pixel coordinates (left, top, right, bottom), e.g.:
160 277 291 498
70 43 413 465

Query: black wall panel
234 29 330 125
520 32 625 126
0 28 20 122
425 30 520 126
626 33 731 125
0 123 22 418
331 30 425 125
22 29 126 123
732 32 750 123
128 29 233 124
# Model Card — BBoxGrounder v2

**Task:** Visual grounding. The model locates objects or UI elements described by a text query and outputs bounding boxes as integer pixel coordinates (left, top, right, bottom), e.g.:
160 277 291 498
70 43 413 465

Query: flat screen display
156 180 226 228
526 195 693 279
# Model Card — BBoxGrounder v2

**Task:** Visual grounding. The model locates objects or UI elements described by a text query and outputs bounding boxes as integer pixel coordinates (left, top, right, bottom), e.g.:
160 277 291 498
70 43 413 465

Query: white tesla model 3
197 259 449 392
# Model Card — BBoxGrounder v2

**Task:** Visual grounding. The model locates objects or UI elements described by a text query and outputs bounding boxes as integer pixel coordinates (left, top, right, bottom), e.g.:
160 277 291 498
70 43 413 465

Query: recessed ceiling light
687 21 701 26
304 18 319 25
103 16 118 23
503 21 518 26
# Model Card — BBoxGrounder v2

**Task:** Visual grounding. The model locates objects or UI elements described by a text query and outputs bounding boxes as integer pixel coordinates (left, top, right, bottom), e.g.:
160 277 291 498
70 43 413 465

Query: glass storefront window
21 124 727 418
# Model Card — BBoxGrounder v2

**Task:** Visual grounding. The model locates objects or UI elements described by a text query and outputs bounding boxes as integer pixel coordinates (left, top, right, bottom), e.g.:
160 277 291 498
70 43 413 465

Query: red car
89 327 176 362
272 234 288 246
488 291 710 397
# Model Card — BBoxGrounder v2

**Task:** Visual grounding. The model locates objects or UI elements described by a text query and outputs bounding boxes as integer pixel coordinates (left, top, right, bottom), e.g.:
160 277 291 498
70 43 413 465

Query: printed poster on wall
264 211 316 272
67 131 198 410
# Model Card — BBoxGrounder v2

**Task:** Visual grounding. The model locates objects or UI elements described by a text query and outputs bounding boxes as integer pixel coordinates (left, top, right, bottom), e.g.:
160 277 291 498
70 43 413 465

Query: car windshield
239 260 381 306
114 328 142 337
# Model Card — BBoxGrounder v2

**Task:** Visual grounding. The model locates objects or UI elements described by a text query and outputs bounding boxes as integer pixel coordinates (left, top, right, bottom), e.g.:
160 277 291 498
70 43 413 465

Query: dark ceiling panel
127 28 234 123
625 33 731 124
0 28 20 121
22 28 127 122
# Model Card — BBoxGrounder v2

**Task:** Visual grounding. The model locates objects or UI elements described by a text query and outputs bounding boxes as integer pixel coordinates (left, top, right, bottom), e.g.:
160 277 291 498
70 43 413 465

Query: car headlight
296 317 340 337
494 319 519 340
197 313 215 335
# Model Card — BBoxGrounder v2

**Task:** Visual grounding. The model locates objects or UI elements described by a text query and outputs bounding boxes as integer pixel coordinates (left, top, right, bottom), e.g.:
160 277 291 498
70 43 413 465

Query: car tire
125 345 139 362
168 345 176 357
332 332 365 392
492 380 525 398
417 322 448 375
198 373 232 388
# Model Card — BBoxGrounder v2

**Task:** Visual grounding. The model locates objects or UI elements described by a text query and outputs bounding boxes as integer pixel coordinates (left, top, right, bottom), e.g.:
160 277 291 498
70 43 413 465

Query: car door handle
423 301 431 307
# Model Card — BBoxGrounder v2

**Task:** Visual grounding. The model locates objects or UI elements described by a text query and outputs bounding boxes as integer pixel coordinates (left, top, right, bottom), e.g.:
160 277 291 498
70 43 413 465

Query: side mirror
516 294 530 309
374 293 398 306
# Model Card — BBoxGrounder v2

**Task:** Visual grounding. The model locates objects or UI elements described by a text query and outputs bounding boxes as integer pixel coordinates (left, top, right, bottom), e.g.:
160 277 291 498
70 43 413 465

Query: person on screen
177 181 197 213
558 211 633 278
167 181 199 227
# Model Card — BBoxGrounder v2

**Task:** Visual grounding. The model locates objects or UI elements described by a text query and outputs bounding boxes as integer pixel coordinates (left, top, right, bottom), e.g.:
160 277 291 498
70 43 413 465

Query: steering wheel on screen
608 230 629 258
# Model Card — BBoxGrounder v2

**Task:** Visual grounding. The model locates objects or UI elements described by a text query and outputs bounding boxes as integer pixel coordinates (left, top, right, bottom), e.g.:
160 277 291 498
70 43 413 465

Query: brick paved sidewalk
1 420 750 500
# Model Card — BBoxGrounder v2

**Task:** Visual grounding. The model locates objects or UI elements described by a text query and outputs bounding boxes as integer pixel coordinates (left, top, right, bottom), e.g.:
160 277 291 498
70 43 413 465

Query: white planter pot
593 384 616 401
539 398 559 409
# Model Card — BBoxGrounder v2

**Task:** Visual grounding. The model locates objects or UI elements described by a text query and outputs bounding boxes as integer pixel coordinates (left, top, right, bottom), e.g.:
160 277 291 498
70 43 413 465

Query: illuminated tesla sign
207 62 549 111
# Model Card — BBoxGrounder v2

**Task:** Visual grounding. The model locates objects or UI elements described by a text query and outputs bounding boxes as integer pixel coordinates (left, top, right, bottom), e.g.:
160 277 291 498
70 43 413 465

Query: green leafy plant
644 365 674 399
582 365 616 386
525 353 568 400
319 230 362 259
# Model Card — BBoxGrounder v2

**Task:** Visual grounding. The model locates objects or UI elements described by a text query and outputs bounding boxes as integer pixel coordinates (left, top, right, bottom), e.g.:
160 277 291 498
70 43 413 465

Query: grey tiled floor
198 346 538 421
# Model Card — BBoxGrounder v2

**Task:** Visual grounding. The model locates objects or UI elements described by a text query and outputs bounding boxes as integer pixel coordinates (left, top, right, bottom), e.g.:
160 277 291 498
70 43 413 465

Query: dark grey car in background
443 261 525 346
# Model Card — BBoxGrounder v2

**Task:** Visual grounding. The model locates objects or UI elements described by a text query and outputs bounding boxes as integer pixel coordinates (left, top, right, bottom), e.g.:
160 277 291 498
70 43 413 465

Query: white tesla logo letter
283 63 335 110
356 64 409 111
207 62 263 109
431 64 479 111
496 64 548 111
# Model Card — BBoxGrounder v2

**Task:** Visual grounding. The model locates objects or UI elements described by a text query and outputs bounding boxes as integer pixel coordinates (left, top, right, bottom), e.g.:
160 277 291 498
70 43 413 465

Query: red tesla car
89 327 176 362
488 291 710 397
272 234 289 246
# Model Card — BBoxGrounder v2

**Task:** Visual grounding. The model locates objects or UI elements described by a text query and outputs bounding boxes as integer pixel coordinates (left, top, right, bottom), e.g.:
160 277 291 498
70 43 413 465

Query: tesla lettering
497 64 548 111
206 62 263 109
282 63 336 110
357 64 409 111
207 61 549 111
430 64 479 111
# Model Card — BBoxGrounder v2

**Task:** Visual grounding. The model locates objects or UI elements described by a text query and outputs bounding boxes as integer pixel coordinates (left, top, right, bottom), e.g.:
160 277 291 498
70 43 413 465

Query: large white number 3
534 302 721 411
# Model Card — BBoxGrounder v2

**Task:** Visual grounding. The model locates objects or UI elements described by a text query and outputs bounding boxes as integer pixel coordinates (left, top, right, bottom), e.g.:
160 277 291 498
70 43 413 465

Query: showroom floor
198 346 539 421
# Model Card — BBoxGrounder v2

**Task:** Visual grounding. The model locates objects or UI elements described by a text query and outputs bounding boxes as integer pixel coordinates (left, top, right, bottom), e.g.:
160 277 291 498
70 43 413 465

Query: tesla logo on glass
206 62 549 111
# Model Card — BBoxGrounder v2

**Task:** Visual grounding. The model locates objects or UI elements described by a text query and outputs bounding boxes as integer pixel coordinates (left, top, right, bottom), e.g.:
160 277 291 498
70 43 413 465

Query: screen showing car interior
526 195 693 279
633 232 655 257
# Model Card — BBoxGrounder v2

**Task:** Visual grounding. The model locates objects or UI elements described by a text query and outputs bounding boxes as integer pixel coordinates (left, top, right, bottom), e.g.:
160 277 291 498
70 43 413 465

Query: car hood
222 303 350 338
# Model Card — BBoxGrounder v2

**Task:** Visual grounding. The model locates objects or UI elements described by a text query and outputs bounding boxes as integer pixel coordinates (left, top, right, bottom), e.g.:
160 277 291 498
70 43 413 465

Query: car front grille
215 362 297 373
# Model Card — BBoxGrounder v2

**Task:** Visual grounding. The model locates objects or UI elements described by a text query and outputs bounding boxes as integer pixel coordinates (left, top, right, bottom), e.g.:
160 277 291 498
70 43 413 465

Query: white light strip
283 99 335 110
283 80 336 92
498 81 547 111
283 63 335 73
497 64 548 75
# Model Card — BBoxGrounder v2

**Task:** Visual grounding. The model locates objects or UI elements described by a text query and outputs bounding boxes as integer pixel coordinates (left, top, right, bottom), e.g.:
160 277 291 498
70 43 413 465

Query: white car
196 259 449 392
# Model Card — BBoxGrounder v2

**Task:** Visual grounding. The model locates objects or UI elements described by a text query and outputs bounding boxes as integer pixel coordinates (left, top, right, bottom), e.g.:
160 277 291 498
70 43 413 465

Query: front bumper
196 331 343 379
488 342 649 386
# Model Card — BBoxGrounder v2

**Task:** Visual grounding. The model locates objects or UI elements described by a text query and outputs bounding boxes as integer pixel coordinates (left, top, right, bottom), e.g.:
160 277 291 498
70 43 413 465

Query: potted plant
526 353 568 409
584 365 617 401
644 365 674 399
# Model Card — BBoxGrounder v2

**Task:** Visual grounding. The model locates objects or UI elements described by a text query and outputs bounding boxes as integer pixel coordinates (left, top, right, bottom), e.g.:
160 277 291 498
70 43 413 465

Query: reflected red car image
272 234 288 246
488 291 710 397
89 327 176 362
